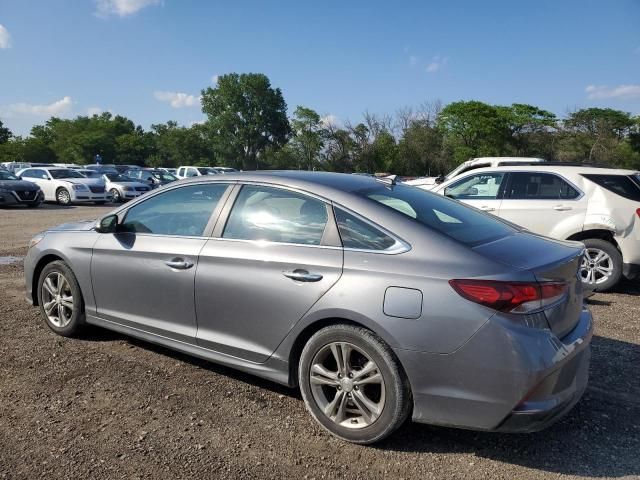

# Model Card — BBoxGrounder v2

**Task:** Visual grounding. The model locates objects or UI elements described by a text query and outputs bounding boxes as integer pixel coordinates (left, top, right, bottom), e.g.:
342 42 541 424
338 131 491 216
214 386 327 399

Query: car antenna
376 175 397 186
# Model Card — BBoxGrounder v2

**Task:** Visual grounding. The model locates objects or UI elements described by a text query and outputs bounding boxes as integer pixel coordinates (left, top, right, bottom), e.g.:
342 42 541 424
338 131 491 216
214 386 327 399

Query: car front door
21 169 53 199
439 171 506 215
194 184 343 362
497 172 588 237
91 183 232 342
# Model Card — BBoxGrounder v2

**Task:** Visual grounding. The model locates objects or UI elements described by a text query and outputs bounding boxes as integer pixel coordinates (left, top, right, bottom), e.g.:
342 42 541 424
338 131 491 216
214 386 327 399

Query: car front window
120 184 228 236
0 171 19 180
444 173 504 200
50 169 85 179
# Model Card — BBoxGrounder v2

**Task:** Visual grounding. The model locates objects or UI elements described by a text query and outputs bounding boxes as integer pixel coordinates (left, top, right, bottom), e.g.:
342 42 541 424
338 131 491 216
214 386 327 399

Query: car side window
444 173 505 200
20 169 36 178
120 184 228 236
186 168 198 177
507 173 579 200
334 208 396 250
223 185 328 245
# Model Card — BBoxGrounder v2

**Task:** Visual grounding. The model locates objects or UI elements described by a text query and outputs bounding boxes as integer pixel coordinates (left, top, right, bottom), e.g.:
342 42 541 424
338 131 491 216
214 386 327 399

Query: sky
1 0 639 136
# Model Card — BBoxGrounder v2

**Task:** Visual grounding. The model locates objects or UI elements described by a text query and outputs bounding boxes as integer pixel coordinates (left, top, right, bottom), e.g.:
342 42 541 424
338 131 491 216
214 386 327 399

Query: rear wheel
37 260 85 337
56 188 71 205
580 239 622 292
298 325 411 444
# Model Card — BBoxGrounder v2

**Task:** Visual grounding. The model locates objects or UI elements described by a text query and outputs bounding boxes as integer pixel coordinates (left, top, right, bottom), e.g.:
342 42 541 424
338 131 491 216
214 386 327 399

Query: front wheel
56 188 71 205
580 239 622 292
37 260 85 337
110 188 121 203
298 325 411 444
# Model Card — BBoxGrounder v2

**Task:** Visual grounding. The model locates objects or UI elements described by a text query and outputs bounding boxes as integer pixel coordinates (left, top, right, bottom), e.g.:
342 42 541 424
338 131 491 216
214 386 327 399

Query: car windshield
356 183 516 246
152 171 177 181
80 171 101 178
197 167 216 175
49 169 85 179
0 170 19 180
105 173 129 182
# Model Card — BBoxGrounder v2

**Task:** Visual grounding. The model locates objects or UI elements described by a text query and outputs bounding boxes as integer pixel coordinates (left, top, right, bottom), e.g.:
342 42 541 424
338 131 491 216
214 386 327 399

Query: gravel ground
0 204 639 479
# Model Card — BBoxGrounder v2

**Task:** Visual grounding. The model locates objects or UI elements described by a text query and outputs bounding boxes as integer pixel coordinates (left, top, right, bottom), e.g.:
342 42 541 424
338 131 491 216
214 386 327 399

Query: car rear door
497 172 588 237
194 184 343 362
440 171 506 215
91 182 232 342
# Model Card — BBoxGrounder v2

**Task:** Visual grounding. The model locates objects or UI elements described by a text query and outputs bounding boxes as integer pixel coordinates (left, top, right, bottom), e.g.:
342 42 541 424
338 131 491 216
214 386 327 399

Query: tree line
1 73 639 175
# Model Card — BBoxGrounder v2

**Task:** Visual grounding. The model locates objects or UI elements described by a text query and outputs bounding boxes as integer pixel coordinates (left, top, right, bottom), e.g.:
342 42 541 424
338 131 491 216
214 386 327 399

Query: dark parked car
24 171 592 444
0 169 43 208
125 168 178 189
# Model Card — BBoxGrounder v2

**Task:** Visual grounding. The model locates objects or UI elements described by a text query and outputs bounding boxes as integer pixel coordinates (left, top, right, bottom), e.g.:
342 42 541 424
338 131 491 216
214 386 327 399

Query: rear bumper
396 307 593 432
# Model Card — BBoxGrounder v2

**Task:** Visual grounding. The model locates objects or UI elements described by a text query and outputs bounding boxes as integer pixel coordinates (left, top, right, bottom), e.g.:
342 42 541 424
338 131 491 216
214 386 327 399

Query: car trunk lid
473 232 585 338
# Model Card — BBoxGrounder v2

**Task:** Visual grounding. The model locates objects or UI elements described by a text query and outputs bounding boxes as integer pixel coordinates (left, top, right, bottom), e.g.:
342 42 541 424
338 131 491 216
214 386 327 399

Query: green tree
150 121 214 167
0 119 12 144
290 106 325 170
498 103 557 156
201 73 290 170
438 101 509 162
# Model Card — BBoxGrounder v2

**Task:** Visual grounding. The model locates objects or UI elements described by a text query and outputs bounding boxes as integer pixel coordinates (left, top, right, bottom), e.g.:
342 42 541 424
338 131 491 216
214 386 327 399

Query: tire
36 260 85 337
298 324 411 444
110 188 121 203
56 188 71 205
580 238 622 292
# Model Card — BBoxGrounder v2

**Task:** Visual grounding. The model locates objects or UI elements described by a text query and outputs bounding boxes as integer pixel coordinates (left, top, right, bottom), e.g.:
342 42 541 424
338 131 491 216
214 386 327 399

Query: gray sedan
24 171 593 444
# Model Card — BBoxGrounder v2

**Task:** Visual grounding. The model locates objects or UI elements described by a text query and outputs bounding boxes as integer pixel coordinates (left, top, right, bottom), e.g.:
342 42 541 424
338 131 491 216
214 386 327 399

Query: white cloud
8 96 73 116
585 84 640 100
211 74 219 85
320 114 340 128
87 106 103 116
94 0 161 17
409 55 419 67
154 90 200 108
0 24 11 49
426 55 448 73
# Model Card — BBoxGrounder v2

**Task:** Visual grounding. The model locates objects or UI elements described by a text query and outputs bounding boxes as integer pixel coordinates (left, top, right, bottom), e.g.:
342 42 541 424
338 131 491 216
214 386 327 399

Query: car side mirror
435 174 445 184
95 214 119 234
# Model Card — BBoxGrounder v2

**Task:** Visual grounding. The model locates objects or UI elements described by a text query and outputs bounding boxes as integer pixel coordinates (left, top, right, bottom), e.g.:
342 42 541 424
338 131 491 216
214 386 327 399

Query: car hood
0 180 40 191
48 219 97 232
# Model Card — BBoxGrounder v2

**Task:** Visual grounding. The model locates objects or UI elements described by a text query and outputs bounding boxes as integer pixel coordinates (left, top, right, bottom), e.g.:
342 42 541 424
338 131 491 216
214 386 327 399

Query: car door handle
553 205 572 211
165 258 194 270
283 269 323 282
480 206 495 212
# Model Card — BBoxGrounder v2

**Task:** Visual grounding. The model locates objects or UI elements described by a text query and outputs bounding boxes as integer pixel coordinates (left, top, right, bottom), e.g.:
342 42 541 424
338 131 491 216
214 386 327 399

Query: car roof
447 165 638 176
178 170 396 197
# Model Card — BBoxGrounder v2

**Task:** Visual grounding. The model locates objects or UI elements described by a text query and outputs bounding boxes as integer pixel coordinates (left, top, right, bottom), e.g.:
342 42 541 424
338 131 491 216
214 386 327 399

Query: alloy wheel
41 272 74 328
580 248 614 285
110 188 121 203
57 189 71 205
309 341 385 429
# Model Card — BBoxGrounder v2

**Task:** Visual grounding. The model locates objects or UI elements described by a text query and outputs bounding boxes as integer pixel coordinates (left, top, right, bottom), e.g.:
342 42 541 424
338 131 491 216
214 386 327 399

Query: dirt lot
0 204 639 479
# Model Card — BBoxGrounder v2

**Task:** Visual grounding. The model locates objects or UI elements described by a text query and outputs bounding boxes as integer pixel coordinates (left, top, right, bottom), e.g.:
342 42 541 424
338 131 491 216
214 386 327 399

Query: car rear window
582 174 640 201
356 184 516 246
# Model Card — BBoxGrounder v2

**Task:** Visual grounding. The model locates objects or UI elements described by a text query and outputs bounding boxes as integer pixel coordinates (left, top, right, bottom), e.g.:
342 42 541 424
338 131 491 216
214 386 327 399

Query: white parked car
430 163 640 291
176 166 219 178
405 157 546 190
17 167 108 205
78 170 151 203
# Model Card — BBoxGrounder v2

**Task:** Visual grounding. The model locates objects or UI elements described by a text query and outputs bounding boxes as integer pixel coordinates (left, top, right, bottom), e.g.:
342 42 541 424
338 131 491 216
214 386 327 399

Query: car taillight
636 208 640 218
449 279 567 313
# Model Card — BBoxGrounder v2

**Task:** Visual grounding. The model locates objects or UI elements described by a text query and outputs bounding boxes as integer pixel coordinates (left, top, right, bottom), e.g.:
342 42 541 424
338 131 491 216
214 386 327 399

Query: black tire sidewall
298 325 411 444
37 260 85 336
582 238 622 292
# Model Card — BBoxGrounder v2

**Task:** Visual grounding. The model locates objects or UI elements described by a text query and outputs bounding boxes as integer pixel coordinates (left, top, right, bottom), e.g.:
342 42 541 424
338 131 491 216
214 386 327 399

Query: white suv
430 164 640 291
176 166 218 178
